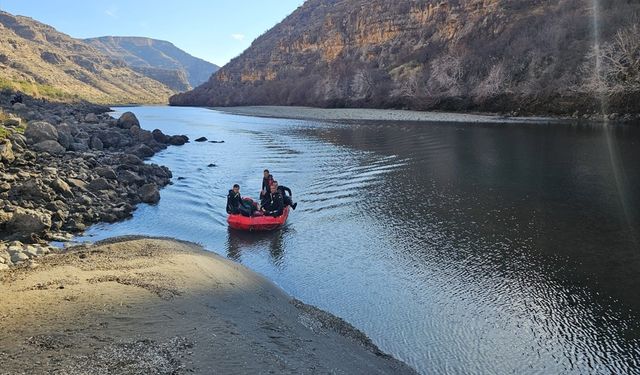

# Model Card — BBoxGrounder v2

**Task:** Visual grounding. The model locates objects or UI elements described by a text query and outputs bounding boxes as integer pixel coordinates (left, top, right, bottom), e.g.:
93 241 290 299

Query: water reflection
226 227 288 267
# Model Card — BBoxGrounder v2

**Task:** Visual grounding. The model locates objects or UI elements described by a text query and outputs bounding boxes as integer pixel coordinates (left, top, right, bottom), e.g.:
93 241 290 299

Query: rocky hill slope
0 11 173 104
85 36 219 92
170 0 640 116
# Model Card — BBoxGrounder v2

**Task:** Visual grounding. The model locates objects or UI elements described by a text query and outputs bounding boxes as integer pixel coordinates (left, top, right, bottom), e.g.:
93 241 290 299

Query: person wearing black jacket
261 183 284 217
226 184 242 214
260 169 274 198
275 183 297 210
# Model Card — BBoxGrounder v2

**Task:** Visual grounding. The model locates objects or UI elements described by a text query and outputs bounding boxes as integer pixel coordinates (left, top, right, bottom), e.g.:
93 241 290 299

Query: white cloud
105 6 118 18
230 33 245 41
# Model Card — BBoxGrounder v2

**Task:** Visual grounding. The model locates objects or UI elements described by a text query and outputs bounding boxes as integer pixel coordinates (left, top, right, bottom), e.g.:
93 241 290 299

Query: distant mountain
85 36 219 91
0 11 172 104
170 0 640 116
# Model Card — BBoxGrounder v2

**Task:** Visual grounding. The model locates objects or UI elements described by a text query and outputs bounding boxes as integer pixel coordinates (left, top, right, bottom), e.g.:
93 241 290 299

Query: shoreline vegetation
0 237 418 374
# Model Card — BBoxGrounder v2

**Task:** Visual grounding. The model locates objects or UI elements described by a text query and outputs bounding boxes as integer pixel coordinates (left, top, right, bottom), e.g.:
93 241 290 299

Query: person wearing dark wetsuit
261 183 284 217
274 181 297 210
260 169 274 199
226 184 242 214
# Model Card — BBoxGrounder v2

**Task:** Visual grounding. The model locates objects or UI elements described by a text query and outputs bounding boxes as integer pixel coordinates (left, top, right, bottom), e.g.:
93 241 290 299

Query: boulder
84 113 99 123
51 178 73 196
138 184 160 204
89 135 103 150
56 123 73 149
69 142 89 152
0 139 15 164
32 140 65 155
94 166 117 180
24 121 58 144
11 252 29 263
195 136 207 142
97 130 123 148
9 181 52 202
5 208 52 241
119 154 143 166
87 178 112 192
152 129 169 143
12 102 26 111
67 178 87 189
168 135 189 145
117 112 140 129
3 117 21 127
130 144 154 159
117 170 145 186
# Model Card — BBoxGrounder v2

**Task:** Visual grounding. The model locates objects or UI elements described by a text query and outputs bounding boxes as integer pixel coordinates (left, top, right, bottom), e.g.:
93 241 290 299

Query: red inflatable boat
227 205 290 231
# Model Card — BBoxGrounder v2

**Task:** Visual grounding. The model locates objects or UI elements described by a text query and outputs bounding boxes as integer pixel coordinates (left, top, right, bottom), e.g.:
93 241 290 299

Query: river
77 106 640 374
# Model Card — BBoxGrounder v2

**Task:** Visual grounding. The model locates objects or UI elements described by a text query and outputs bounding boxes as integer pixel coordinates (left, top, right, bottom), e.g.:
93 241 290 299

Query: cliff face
85 36 219 91
0 12 173 104
170 0 640 115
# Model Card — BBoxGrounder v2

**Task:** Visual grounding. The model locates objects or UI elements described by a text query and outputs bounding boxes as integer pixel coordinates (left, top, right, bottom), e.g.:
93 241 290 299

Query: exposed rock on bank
0 92 188 248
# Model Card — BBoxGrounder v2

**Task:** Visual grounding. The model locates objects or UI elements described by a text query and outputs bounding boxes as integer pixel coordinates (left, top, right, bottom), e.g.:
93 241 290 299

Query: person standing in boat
261 182 284 217
226 184 243 214
260 169 274 198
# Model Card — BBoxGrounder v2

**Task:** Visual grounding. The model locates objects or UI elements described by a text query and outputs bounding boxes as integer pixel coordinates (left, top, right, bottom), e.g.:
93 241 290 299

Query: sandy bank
213 105 559 124
0 237 416 374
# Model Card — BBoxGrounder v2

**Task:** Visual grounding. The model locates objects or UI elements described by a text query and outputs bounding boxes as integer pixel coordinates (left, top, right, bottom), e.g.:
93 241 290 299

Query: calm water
78 106 640 374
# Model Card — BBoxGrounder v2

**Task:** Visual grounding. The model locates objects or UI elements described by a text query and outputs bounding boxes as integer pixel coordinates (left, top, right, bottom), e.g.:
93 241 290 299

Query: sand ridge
0 237 417 374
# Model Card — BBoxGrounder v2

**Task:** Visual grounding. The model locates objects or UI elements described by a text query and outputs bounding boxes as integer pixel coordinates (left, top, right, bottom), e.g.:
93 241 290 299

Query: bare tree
583 24 640 94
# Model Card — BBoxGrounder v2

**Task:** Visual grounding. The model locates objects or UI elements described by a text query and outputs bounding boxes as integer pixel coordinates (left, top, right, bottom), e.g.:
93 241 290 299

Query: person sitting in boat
260 169 274 198
274 181 297 210
261 182 284 217
226 184 243 214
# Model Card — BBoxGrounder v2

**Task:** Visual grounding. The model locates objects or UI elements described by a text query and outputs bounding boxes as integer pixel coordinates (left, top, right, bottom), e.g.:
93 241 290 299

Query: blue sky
0 0 305 66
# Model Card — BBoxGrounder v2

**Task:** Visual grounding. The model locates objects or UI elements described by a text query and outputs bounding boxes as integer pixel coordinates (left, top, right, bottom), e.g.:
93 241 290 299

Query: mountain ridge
85 36 219 91
170 0 640 116
0 11 173 104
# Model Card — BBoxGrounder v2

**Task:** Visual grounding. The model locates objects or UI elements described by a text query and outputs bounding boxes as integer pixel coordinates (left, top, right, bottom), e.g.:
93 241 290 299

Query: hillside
170 0 640 116
85 36 219 91
0 11 172 104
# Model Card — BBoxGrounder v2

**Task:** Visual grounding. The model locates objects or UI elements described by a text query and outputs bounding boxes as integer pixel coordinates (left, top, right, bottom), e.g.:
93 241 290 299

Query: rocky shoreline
0 91 187 269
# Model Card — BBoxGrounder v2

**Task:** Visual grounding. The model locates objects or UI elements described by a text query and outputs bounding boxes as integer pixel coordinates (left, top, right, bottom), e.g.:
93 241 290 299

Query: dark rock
207 163 216 167
87 178 112 192
168 135 189 145
97 130 122 148
208 140 225 143
130 144 155 159
57 130 73 150
119 154 144 166
31 140 65 155
9 181 52 202
89 136 103 150
94 166 117 180
118 170 145 186
84 113 99 123
24 121 58 144
117 112 140 129
138 183 160 204
195 136 208 142
70 142 89 152
152 129 170 143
